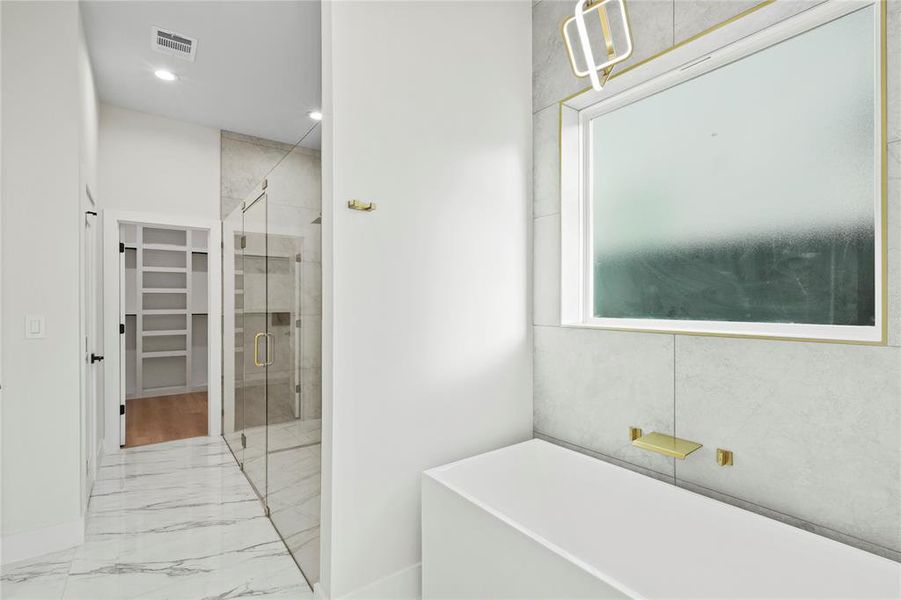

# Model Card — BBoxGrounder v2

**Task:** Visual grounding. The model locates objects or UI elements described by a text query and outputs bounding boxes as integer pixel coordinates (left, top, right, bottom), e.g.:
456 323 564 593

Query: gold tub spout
631 431 702 460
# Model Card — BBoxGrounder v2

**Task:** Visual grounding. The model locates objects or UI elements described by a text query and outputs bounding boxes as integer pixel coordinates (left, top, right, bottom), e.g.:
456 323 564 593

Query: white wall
320 1 533 597
1 0 98 563
99 104 220 220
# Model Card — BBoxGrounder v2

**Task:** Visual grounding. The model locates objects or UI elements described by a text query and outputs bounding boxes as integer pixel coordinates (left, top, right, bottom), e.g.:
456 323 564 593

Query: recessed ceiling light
154 69 178 82
308 110 322 121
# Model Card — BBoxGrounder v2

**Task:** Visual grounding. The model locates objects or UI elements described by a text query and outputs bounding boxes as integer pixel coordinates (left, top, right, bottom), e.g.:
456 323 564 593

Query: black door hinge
119 242 125 253
120 323 126 334
239 235 247 249
119 404 125 416
241 433 247 448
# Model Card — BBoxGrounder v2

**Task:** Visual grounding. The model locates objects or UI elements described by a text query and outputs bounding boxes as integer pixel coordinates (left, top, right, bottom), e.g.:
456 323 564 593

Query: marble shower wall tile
302 316 322 369
220 132 296 219
533 0 586 113
616 0 676 69
533 213 561 326
300 262 322 316
674 0 760 43
674 1 830 45
674 336 901 555
533 0 674 113
533 325 675 476
267 148 322 211
533 104 560 219
301 367 322 420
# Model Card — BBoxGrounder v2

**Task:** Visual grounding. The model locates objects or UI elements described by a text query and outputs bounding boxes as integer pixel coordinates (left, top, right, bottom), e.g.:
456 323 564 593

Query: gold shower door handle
254 332 275 367
264 333 274 366
253 332 265 367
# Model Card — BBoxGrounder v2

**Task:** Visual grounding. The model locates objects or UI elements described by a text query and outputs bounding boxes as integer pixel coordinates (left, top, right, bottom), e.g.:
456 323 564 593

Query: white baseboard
1 518 85 565
342 562 421 599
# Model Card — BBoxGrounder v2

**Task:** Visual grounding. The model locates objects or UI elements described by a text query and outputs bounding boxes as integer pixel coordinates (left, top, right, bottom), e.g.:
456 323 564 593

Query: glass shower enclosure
222 141 322 585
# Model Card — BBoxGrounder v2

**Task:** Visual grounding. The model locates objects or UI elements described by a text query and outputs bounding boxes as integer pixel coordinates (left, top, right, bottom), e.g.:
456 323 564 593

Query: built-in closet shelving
121 224 208 399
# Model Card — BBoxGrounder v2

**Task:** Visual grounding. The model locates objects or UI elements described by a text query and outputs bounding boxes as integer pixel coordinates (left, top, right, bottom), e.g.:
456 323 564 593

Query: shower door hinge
119 242 125 253
240 235 247 249
295 384 301 393
119 404 125 416
241 433 247 448
295 319 302 328
295 253 303 263
120 323 126 334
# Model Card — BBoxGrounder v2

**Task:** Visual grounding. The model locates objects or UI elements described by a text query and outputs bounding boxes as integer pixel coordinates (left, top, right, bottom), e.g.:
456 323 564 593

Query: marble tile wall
532 0 901 560
221 131 297 219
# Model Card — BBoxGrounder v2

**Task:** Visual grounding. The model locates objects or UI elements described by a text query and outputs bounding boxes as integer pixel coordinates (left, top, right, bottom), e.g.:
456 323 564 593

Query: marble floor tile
2 437 312 600
0 549 75 600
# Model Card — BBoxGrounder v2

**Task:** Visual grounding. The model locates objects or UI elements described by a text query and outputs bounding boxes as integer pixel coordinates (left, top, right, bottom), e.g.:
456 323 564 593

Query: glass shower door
242 192 268 501
222 208 244 466
264 143 322 586
220 139 322 587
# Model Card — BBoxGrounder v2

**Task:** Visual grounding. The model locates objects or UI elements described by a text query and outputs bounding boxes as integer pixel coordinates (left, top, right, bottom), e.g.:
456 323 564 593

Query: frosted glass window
589 7 877 326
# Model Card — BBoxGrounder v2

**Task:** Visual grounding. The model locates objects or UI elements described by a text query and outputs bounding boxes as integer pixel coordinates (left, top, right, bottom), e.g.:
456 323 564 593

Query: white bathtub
422 439 900 599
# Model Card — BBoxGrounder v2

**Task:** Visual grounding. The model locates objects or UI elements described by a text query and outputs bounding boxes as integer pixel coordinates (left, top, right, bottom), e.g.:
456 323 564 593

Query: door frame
81 186 101 507
101 210 223 453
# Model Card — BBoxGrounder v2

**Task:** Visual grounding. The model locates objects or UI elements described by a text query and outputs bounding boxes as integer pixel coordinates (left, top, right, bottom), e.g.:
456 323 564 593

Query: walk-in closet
120 223 210 446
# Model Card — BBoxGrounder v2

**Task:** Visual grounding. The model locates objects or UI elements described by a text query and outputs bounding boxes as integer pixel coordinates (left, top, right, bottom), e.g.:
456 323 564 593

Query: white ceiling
81 1 321 147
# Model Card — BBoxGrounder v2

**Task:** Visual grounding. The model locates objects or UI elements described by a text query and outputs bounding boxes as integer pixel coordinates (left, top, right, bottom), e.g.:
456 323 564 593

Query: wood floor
125 392 208 448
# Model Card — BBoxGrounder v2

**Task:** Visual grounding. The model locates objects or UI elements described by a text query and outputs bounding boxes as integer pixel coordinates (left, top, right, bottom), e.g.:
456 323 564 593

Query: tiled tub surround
0 437 312 599
422 440 901 599
532 0 901 560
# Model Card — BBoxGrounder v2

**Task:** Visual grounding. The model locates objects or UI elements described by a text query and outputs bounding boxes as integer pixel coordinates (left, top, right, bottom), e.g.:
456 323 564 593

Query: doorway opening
119 222 210 447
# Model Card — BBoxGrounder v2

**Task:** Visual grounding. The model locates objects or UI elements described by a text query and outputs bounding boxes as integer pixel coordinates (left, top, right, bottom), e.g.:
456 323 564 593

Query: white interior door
119 236 126 446
83 200 102 504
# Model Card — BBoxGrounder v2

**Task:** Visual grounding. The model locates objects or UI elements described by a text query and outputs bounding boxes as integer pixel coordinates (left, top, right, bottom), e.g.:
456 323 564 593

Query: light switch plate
25 315 45 339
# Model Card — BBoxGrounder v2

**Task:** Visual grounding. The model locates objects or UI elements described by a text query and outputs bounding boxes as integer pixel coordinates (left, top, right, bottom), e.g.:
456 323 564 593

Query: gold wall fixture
629 426 642 441
716 448 734 467
348 199 376 212
562 0 634 91
631 431 702 459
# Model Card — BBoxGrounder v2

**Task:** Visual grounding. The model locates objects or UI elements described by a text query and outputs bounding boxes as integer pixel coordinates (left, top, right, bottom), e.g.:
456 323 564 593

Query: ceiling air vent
151 26 197 62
